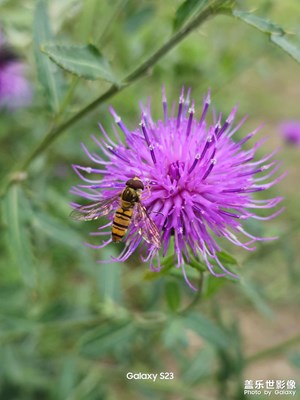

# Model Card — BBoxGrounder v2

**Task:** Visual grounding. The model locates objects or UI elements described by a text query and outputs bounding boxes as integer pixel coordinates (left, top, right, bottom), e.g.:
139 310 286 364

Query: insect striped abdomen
71 176 161 249
112 206 133 242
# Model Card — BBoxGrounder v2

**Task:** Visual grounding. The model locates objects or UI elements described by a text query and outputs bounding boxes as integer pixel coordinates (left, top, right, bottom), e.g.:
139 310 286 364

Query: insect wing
132 203 161 248
70 194 120 221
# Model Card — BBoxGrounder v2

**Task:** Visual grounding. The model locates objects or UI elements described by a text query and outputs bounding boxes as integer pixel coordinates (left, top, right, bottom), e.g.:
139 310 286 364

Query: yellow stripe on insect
112 206 133 242
71 176 161 248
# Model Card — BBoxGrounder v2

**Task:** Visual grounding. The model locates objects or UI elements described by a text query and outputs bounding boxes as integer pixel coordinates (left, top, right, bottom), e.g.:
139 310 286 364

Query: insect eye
0 47 19 65
126 178 144 190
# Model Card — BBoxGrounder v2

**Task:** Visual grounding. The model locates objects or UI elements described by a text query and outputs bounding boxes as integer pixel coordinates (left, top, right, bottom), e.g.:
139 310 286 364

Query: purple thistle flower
71 87 285 290
0 29 32 110
279 120 300 146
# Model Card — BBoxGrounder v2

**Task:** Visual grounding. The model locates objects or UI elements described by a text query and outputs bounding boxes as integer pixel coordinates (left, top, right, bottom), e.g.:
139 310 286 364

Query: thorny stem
0 0 229 197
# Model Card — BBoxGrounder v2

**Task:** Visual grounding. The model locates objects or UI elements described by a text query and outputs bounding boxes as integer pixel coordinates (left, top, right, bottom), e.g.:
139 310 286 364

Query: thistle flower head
0 28 32 110
71 87 285 289
280 120 300 146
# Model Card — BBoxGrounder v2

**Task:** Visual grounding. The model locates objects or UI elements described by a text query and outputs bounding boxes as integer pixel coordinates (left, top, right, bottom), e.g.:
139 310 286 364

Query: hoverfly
70 177 161 248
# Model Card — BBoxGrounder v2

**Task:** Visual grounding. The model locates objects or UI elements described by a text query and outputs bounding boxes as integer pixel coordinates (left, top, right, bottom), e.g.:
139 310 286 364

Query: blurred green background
0 0 299 399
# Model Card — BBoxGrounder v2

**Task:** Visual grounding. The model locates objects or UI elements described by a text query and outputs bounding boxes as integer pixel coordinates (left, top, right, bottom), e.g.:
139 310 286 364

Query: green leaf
33 0 64 112
124 5 155 33
216 250 238 266
233 10 285 35
288 352 300 369
170 266 199 281
144 254 175 280
37 300 72 323
2 186 36 287
189 251 238 278
3 345 24 382
165 281 181 312
173 0 209 31
42 44 118 82
32 210 95 273
271 34 300 64
33 211 85 249
1 345 50 389
79 322 135 358
234 10 300 65
181 347 215 384
184 312 230 349
162 317 188 348
203 274 227 299
240 278 273 318
95 247 122 304
56 355 77 400
186 257 207 272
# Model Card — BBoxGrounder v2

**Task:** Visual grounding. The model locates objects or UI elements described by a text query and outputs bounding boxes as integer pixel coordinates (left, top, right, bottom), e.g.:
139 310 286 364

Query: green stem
179 271 204 314
97 0 128 46
54 76 80 122
47 2 126 131
246 332 300 364
20 83 124 171
3 0 225 183
124 1 220 84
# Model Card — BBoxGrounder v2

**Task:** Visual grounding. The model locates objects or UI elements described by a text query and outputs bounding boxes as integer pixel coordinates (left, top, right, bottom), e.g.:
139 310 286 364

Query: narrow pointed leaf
182 347 215 384
124 5 155 33
234 10 300 65
233 10 285 35
165 281 181 312
2 186 36 287
56 355 77 400
184 312 230 349
289 352 300 369
271 34 300 64
42 44 118 82
162 317 188 348
203 274 227 299
240 278 273 318
79 322 135 358
33 0 64 112
96 247 122 304
216 250 238 265
144 254 175 280
173 0 209 31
